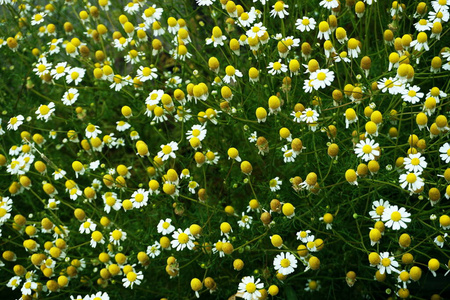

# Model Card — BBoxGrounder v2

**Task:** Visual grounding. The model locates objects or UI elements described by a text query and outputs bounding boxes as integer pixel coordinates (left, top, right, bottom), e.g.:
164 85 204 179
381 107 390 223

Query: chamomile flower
296 16 316 32
281 145 296 163
146 241 161 258
7 115 24 131
35 102 55 122
320 0 339 9
237 212 253 229
122 270 143 289
158 141 178 161
273 252 297 275
237 276 264 300
399 172 425 192
85 124 102 139
301 108 319 124
90 231 105 248
7 276 22 290
223 65 243 84
186 124 207 141
410 32 429 51
310 69 335 89
137 66 158 82
116 121 131 132
146 89 164 106
130 189 149 208
270 1 289 19
33 57 52 76
269 177 282 192
61 88 79 105
369 199 390 220
79 219 96 234
378 77 401 95
317 21 331 40
237 9 256 27
382 205 411 230
157 218 175 235
401 85 423 104
434 234 447 248
354 138 380 162
377 252 400 275
66 67 85 85
110 228 127 246
403 153 427 174
439 143 450 163
246 22 267 39
31 13 46 26
171 228 195 251
267 60 287 75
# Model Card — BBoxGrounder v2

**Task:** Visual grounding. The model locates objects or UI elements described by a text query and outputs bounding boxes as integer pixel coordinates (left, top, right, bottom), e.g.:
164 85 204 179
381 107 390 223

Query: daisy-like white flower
85 124 102 139
246 22 267 39
90 231 105 248
378 252 400 274
377 77 402 95
113 37 129 50
401 85 423 104
7 276 22 290
319 0 339 9
137 66 158 82
157 218 175 235
267 59 287 75
142 5 163 25
237 8 256 27
415 19 433 31
79 218 96 234
410 32 429 51
213 238 228 257
110 228 127 246
31 13 46 26
145 89 164 106
122 270 144 289
171 228 195 251
399 172 425 192
116 120 131 132
88 292 109 300
35 102 55 122
269 177 282 192
237 276 264 300
403 153 427 174
354 138 380 162
439 143 450 163
296 16 316 32
301 108 319 124
248 131 258 143
310 69 335 90
434 234 447 248
428 9 450 23
273 252 297 275
223 65 243 84
237 212 253 229
369 199 390 220
7 115 24 131
281 145 296 163
146 241 161 258
317 21 331 40
186 124 207 141
381 205 411 230
33 57 52 76
158 141 178 161
130 188 149 208
297 230 312 243
110 74 132 91
61 88 79 105
270 1 289 18
66 67 85 85
188 180 198 194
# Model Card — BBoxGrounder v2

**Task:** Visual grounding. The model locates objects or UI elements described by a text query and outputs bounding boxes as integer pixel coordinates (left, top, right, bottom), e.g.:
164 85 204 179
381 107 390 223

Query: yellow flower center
362 145 372 154
410 158 420 165
38 64 46 72
419 19 427 25
127 271 137 282
381 257 391 267
83 222 91 228
384 80 394 88
246 282 256 293
10 117 18 125
284 150 292 158
162 222 170 229
317 72 326 81
306 111 314 117
241 13 249 20
87 124 96 132
192 129 200 137
302 18 310 25
408 90 416 97
406 173 416 183
71 72 79 80
252 26 260 33
269 179 277 187
39 105 50 115
0 208 6 217
35 14 43 21
135 194 144 203
162 145 172 155
280 258 290 268
178 232 189 244
375 206 384 216
273 62 282 70
274 1 284 12
391 211 401 222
